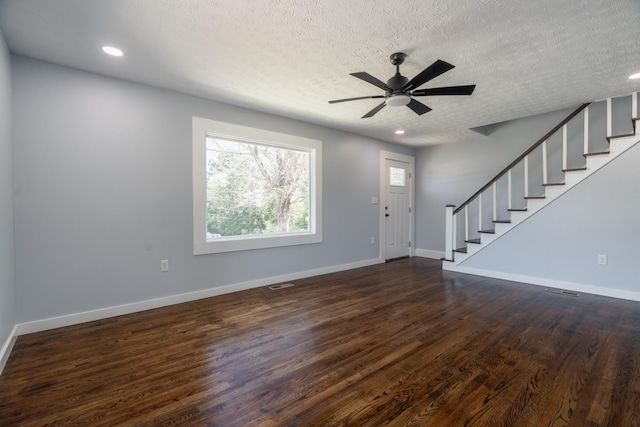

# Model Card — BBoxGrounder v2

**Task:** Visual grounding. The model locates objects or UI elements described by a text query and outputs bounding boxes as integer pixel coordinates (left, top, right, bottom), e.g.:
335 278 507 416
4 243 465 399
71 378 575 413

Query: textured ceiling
1 0 640 146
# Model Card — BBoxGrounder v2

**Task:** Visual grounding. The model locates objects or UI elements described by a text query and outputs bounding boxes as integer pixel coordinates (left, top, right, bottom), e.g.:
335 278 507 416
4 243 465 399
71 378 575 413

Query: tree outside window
206 138 309 239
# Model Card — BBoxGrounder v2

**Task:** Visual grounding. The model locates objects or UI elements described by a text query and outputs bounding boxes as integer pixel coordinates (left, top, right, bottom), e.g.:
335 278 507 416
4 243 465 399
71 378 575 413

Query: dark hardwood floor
1 257 640 426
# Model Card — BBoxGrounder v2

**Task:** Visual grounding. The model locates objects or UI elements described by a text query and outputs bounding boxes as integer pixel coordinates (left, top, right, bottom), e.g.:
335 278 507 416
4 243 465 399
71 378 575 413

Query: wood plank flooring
1 257 640 426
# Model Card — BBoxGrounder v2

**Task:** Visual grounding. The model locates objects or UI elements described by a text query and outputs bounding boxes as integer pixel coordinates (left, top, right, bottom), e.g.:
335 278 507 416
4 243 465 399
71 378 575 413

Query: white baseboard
0 325 18 375
15 257 385 336
415 248 445 260
444 264 640 302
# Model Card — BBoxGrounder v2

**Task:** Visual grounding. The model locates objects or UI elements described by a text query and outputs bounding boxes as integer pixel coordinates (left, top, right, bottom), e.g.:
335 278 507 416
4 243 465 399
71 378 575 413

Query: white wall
0 29 16 361
11 55 414 326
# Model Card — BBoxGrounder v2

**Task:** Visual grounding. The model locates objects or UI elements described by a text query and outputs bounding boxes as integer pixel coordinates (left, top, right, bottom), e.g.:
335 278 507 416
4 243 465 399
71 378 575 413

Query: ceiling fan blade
403 59 455 91
351 72 393 92
412 85 476 96
328 95 385 104
406 98 432 116
362 102 386 118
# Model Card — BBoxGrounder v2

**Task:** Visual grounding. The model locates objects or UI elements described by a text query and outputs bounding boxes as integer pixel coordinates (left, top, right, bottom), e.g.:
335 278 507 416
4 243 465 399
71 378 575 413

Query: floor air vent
544 288 580 297
269 283 295 290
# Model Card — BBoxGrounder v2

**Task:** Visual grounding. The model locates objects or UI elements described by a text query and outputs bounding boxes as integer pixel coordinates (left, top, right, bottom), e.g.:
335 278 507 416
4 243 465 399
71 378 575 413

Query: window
193 117 322 254
389 166 406 187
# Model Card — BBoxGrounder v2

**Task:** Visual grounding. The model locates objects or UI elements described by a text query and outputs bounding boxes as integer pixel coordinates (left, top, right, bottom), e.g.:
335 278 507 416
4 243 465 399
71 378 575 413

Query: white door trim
379 150 415 260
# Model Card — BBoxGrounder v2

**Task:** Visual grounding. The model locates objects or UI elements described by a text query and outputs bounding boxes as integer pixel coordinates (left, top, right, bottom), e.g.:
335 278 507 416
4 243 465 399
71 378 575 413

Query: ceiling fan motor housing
387 74 409 91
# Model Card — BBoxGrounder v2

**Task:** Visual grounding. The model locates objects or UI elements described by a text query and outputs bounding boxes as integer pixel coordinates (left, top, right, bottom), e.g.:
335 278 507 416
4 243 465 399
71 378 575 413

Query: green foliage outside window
206 138 309 238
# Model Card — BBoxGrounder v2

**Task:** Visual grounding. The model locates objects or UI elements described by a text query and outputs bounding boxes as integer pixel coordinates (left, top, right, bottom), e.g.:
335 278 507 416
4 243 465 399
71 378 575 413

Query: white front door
385 158 411 260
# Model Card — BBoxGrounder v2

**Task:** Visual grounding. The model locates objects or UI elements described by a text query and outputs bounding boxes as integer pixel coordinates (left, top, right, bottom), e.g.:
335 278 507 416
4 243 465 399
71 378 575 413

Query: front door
385 158 411 260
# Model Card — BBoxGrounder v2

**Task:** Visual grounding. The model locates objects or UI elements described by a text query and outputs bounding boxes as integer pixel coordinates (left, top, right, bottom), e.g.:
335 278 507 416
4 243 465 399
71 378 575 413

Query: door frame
379 150 415 260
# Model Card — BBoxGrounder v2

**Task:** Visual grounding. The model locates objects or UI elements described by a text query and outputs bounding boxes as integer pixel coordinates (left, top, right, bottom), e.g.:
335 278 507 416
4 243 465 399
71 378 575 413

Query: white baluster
633 92 638 119
464 205 469 242
452 211 457 256
524 155 529 198
542 140 548 185
562 124 568 171
507 169 512 210
492 182 497 222
478 193 483 232
445 205 455 261
583 106 589 155
607 97 612 137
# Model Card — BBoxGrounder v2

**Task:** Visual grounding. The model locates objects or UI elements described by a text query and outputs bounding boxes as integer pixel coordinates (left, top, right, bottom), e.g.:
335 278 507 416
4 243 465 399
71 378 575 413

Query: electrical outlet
160 259 169 272
370 237 375 245
597 254 607 266
371 196 378 204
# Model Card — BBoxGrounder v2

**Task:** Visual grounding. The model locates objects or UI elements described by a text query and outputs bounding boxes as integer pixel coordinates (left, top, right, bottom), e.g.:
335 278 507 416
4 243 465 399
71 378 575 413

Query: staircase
443 92 639 270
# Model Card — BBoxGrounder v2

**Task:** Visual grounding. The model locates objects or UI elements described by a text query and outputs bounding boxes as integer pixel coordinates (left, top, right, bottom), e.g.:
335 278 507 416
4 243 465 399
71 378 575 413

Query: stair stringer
443 131 640 271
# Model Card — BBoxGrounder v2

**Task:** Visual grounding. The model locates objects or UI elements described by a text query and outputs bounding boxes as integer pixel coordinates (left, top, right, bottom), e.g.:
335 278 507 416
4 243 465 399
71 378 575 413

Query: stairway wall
457 139 640 300
415 106 577 254
416 99 634 257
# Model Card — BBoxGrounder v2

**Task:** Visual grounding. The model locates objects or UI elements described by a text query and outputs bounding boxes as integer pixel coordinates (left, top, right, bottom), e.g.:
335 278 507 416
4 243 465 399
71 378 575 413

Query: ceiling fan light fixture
385 94 411 107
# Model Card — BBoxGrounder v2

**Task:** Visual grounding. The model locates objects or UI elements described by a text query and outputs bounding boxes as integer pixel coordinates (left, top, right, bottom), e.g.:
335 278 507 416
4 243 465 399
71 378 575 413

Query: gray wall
415 106 578 252
12 55 413 323
0 29 16 347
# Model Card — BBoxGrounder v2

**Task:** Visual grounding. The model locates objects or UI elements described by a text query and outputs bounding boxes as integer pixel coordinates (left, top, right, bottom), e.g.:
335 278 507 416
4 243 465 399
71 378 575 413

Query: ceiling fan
329 52 475 118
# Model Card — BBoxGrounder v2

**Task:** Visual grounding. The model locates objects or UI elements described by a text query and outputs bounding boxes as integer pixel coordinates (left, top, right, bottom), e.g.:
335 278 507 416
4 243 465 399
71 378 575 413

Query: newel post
445 205 456 262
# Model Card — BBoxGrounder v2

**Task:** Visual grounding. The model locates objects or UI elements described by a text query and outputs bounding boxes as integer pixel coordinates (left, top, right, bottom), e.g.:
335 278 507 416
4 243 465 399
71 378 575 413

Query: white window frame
192 117 322 255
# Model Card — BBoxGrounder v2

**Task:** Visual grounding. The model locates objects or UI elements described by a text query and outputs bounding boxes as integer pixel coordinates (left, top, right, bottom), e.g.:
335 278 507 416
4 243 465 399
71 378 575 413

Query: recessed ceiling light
102 46 124 57
395 130 405 135
629 72 640 80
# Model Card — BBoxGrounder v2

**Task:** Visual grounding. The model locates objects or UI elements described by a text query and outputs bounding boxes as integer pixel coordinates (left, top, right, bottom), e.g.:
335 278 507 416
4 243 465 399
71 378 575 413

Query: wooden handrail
453 103 591 215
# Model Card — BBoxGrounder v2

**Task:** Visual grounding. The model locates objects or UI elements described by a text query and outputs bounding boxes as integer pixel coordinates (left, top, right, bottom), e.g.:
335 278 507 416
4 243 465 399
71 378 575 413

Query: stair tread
607 132 635 141
543 182 565 186
453 247 468 254
563 167 587 172
465 238 481 244
493 219 511 223
478 229 496 234
524 196 546 199
508 208 528 212
584 151 610 157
